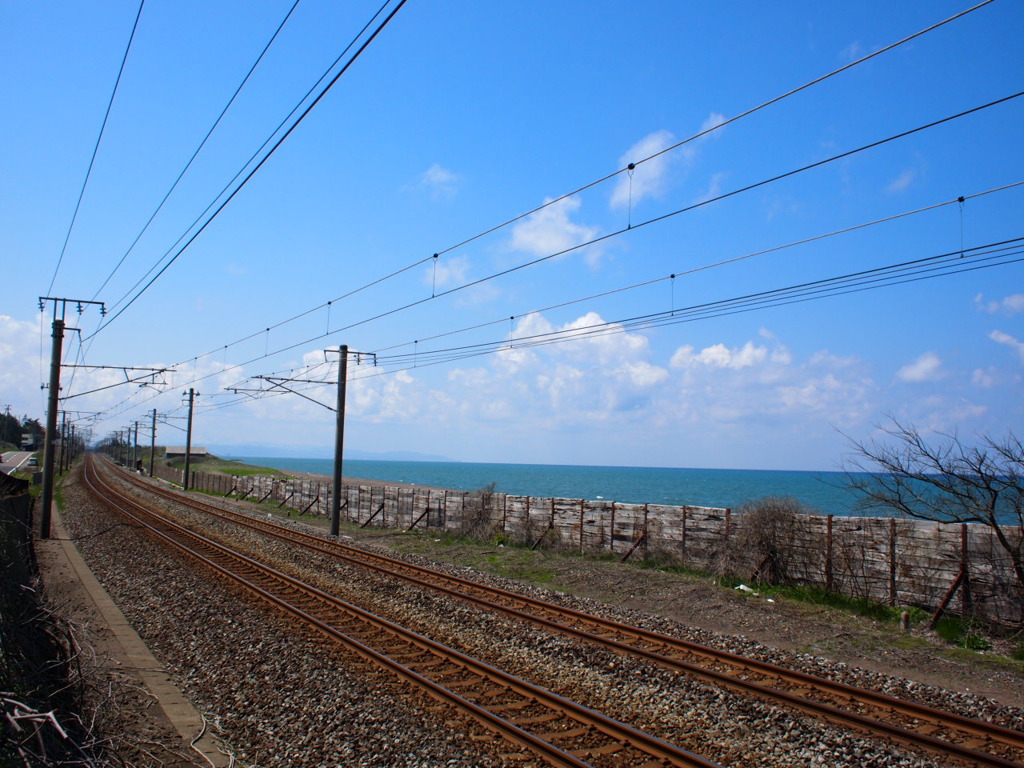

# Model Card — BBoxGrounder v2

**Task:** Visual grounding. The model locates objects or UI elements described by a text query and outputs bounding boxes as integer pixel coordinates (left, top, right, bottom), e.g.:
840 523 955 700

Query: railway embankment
154 458 1024 629
74 458 1024 766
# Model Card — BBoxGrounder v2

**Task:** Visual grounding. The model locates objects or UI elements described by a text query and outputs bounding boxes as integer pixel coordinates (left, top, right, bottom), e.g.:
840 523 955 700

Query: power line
199 237 1024 413
432 0 998 261
81 0 992 354
46 0 146 295
89 0 303 301
81 177 1024 426
370 183 1024 359
364 238 1024 373
85 0 409 339
137 93 1023 403
234 93 1024 357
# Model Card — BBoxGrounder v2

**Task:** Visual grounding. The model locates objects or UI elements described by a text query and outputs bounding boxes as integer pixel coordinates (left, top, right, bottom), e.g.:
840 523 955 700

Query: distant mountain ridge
209 443 454 463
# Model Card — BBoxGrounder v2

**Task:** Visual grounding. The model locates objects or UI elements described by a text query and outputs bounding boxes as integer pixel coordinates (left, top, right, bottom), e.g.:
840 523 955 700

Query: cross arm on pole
251 376 336 411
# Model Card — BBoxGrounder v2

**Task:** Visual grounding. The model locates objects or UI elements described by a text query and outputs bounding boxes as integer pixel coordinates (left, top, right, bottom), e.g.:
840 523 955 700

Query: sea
225 456 868 517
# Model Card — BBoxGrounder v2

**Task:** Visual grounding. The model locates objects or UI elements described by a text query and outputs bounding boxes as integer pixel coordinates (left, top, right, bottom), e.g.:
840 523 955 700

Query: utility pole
62 417 70 472
58 412 67 473
38 297 104 539
149 408 157 477
331 345 349 537
132 421 139 471
39 317 63 539
183 389 198 491
240 344 373 537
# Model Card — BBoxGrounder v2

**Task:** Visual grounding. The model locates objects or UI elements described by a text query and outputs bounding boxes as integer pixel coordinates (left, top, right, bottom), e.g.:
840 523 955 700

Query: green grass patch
934 616 994 651
164 455 286 478
218 466 273 477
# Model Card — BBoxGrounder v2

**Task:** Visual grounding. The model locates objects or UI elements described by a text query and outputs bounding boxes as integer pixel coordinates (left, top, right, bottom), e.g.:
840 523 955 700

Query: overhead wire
81 0 994 356
96 0 396 319
75 177 1024 430
222 93 1024 356
73 2 1012 430
46 0 146 296
431 0 998 261
202 237 1024 399
369 182 1024 358
121 90 1024 403
361 238 1024 374
85 0 409 340
88 0 303 302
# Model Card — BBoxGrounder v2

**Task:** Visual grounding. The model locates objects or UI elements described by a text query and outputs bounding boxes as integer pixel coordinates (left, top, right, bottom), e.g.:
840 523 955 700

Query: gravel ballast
55 469 1024 767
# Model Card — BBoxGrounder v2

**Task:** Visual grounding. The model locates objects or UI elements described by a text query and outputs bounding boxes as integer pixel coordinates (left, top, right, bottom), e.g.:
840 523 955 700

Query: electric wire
228 94 1024 356
46 0 146 296
96 0 396 320
85 0 408 339
429 0 999 262
79 0 991 352
362 239 1024 374
122 92 1024 405
68 4 1013 431
207 237 1024 403
88 0 303 301
72 179 1024 428
370 182 1024 357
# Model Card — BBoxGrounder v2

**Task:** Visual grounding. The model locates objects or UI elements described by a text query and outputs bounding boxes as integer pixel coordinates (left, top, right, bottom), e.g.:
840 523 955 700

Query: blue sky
1 0 1022 470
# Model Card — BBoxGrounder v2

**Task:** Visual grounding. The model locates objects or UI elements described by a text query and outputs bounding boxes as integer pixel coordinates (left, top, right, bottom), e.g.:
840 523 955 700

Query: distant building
164 446 208 459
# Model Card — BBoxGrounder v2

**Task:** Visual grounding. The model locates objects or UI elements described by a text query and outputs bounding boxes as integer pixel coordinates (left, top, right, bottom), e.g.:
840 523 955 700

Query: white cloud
610 130 677 210
886 168 916 194
990 330 1024 362
975 293 1024 315
694 172 726 204
610 115 726 213
699 112 727 135
972 368 995 388
441 311 671 427
896 352 943 382
617 360 669 388
551 312 650 364
665 335 877 430
840 41 866 63
909 398 989 434
508 196 600 262
426 254 471 290
1 314 79 418
350 369 420 422
414 163 461 200
670 340 768 370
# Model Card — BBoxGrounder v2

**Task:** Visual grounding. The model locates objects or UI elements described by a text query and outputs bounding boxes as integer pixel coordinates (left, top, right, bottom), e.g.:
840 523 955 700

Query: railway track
83 455 724 768
99 456 1024 768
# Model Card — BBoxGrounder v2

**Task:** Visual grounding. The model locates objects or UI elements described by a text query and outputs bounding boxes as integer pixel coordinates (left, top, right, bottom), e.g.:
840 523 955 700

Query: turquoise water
227 456 863 516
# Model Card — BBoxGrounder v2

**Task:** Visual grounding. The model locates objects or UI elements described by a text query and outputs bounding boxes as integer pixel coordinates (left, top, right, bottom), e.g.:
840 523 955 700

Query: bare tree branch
844 417 1024 604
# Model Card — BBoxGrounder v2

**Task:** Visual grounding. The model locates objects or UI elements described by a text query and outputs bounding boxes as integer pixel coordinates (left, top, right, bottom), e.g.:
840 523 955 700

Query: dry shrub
458 483 500 540
732 496 814 585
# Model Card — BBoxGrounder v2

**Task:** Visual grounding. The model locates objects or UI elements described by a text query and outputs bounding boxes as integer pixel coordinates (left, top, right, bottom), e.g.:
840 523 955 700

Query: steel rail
83 456 722 768
105 458 1024 768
